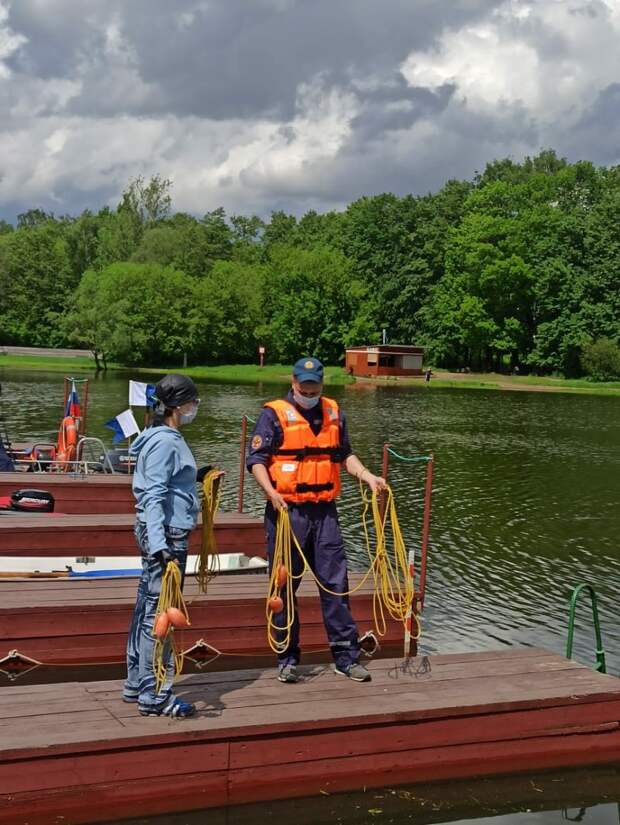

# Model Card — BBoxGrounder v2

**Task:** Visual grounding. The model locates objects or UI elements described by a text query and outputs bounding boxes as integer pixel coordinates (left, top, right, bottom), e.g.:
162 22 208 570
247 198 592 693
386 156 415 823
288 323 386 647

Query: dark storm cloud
2 0 620 221
7 0 502 120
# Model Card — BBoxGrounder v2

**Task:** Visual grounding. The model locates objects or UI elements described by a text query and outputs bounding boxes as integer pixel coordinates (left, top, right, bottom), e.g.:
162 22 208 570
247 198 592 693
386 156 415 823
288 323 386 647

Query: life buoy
55 415 78 471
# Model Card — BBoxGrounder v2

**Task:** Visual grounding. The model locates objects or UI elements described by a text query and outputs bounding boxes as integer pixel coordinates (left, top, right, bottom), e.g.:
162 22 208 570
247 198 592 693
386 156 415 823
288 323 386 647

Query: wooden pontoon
0 512 265 558
0 472 134 515
0 572 395 665
0 648 619 824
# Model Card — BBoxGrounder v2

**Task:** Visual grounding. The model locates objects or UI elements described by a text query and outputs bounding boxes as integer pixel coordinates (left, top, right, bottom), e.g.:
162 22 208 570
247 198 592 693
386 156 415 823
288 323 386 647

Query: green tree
64 263 196 366
581 338 620 381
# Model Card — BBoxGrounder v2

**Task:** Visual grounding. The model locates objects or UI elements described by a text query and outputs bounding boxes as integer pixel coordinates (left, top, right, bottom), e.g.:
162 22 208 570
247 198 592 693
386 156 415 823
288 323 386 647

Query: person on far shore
122 374 206 718
425 368 433 384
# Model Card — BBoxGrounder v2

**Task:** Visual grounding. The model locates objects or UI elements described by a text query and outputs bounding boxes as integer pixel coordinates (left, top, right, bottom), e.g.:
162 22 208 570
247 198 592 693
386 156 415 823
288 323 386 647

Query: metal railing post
379 442 390 520
566 583 607 673
238 415 248 513
418 453 434 610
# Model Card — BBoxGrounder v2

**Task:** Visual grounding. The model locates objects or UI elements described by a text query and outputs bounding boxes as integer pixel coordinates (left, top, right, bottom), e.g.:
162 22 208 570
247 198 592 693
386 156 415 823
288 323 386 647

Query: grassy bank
373 369 620 396
0 354 353 386
0 354 98 372
3 352 620 394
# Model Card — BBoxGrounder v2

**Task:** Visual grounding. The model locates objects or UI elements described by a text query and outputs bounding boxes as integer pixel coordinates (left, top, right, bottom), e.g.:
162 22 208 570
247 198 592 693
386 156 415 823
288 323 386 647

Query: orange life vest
265 397 342 504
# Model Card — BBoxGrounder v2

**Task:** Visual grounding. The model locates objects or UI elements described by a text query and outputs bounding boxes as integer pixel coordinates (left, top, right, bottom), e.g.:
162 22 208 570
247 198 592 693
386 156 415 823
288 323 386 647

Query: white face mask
179 405 198 426
293 391 320 410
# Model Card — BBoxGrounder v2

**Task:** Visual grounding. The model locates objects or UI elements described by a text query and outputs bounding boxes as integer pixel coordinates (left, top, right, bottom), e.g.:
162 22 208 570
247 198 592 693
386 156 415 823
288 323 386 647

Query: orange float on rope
277 564 288 588
166 606 190 628
268 596 284 614
154 612 170 640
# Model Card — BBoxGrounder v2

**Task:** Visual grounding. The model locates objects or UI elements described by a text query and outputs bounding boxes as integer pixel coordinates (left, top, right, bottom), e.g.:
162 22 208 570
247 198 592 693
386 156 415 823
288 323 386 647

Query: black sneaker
139 698 196 718
277 664 299 683
334 663 372 682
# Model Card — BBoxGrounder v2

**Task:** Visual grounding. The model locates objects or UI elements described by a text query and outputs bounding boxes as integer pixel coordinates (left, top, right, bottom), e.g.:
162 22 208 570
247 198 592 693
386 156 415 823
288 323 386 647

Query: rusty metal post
238 415 248 513
81 380 89 436
418 453 434 609
379 442 390 520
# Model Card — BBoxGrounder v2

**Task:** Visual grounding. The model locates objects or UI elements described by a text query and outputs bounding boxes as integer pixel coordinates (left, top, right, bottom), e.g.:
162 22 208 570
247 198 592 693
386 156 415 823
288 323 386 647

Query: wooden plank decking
0 512 266 557
0 648 619 824
0 572 399 664
0 472 134 514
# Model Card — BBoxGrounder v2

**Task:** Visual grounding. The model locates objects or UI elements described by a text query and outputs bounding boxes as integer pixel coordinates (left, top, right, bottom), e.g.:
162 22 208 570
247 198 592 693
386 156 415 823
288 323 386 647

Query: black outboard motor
9 489 55 512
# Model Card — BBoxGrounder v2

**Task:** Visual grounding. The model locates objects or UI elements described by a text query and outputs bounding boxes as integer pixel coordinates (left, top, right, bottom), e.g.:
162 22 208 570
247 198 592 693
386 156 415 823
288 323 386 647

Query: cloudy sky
1 0 620 222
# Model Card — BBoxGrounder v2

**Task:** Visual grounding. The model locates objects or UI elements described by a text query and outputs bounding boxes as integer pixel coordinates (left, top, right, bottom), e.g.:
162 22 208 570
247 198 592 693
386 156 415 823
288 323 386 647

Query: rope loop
266 484 421 655
152 562 190 694
196 469 222 592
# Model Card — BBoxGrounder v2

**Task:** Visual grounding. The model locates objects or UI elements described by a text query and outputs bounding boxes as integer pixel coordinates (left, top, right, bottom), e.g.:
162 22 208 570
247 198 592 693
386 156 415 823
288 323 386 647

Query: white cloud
0 0 26 77
401 0 620 123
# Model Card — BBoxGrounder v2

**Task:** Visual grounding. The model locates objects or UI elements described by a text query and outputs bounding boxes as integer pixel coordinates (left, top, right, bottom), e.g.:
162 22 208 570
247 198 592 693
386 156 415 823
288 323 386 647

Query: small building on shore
345 344 425 378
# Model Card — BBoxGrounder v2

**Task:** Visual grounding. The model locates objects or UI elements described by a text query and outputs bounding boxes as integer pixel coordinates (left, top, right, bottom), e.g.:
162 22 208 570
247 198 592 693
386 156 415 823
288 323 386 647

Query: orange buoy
167 606 189 628
277 564 288 588
154 612 170 639
268 595 284 613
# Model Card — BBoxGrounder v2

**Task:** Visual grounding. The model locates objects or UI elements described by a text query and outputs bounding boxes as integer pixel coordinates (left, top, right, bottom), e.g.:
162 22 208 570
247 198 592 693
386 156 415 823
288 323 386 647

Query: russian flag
64 380 81 418
104 409 141 443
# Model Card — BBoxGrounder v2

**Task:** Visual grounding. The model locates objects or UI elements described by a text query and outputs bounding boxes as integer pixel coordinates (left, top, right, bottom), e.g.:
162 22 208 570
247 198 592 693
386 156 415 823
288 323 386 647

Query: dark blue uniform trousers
265 501 360 670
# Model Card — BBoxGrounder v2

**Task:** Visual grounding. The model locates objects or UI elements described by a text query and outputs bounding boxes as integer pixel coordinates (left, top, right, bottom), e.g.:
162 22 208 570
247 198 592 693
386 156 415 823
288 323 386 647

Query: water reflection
108 764 620 825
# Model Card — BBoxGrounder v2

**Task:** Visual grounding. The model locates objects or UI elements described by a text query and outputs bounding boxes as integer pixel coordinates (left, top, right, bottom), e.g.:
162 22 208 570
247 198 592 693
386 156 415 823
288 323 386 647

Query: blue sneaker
139 698 196 718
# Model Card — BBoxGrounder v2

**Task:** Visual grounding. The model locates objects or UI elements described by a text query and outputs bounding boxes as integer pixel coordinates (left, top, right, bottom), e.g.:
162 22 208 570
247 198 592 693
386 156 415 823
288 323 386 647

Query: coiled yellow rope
152 561 190 694
266 484 421 655
196 469 222 592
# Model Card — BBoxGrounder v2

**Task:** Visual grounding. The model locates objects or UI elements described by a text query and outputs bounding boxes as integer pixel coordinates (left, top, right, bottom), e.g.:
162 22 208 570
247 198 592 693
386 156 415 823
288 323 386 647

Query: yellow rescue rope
266 483 421 655
195 469 222 592
152 561 190 694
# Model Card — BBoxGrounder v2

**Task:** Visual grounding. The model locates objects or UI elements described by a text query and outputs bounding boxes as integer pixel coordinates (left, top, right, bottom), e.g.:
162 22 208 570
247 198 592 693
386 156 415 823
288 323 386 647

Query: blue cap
293 357 324 383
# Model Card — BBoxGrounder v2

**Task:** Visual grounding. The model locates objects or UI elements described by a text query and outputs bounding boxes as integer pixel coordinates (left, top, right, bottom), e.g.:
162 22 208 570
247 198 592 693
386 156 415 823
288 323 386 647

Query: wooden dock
0 512 265 558
0 472 134 514
0 573 399 665
1 648 620 824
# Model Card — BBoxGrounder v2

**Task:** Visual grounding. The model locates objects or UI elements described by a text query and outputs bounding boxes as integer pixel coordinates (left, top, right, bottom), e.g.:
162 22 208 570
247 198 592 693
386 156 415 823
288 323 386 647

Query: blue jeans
123 522 189 710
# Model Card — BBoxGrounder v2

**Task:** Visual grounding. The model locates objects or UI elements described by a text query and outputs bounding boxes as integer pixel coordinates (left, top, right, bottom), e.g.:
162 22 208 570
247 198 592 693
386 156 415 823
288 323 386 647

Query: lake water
2 366 620 823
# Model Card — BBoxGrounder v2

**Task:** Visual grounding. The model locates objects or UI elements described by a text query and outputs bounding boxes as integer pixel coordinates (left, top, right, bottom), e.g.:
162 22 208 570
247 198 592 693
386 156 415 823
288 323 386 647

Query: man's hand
364 472 387 495
267 490 288 511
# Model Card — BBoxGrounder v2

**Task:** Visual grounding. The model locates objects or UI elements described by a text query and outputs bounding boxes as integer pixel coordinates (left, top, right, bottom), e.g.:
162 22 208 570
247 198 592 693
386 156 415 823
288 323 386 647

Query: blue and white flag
105 409 140 443
129 380 157 408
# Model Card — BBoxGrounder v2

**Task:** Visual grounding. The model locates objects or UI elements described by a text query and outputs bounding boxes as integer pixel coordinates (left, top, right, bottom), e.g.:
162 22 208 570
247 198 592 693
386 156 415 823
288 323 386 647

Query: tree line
1 150 620 378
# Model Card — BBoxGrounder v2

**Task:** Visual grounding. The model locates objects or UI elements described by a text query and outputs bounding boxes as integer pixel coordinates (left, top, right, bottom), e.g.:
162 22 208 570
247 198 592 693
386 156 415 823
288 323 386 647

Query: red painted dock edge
1 648 620 825
0 573 400 664
0 472 135 514
0 512 266 558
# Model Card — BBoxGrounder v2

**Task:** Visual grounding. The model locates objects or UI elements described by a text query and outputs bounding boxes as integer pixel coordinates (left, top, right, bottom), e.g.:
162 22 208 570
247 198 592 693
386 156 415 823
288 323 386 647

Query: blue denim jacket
130 425 198 554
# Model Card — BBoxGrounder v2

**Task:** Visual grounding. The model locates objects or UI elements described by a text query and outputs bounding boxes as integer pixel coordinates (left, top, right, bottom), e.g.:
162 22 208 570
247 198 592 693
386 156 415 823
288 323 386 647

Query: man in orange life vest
247 357 386 683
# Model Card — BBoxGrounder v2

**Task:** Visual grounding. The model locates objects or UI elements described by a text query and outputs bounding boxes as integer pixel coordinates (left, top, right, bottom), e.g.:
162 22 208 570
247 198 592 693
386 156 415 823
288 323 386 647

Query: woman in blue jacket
122 374 201 718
